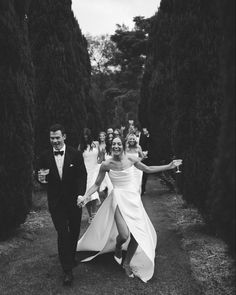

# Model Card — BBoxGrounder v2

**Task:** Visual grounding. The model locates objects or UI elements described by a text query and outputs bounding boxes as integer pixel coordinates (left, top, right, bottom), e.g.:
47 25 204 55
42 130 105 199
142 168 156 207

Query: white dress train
77 166 157 283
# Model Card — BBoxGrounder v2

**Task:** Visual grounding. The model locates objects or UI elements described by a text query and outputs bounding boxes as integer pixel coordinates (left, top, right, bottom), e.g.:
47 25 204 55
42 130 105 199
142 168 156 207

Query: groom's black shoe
63 271 73 286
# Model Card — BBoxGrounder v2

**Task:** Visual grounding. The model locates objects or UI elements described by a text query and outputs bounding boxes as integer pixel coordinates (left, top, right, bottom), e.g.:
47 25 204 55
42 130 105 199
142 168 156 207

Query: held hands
38 169 50 184
77 195 87 208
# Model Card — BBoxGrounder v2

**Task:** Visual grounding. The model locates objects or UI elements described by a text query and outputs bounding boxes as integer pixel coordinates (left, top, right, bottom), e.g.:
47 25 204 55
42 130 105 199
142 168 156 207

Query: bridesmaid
125 133 144 193
97 131 107 163
78 128 100 223
105 132 114 156
98 131 113 199
125 133 144 158
113 128 121 138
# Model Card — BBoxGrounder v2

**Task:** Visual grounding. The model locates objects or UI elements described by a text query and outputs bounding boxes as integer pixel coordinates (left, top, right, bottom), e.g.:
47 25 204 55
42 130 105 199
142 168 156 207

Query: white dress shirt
136 132 141 144
53 145 66 179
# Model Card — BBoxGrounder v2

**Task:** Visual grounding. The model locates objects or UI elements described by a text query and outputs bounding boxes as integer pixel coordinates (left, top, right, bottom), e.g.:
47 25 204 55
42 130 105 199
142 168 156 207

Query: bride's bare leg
86 202 92 217
114 206 129 259
121 235 138 278
124 234 138 265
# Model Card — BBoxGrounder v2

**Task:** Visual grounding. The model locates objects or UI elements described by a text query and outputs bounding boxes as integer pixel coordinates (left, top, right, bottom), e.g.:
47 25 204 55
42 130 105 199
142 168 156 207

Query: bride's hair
111 136 126 151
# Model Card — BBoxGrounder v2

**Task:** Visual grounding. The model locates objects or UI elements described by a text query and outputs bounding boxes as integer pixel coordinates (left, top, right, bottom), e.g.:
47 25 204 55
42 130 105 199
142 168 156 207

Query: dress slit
114 204 131 240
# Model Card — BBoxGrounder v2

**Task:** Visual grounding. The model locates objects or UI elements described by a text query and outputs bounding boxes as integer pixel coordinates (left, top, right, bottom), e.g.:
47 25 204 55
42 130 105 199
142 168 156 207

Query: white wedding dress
77 166 157 283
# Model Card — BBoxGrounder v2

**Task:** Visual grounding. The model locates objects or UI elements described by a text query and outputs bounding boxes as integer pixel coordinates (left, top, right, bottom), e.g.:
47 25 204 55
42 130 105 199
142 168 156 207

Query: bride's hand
169 159 183 169
77 195 86 208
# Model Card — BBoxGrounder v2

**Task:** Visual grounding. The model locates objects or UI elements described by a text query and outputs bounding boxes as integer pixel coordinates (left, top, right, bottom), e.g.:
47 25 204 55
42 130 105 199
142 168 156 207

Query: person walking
139 128 151 195
37 124 87 286
125 133 144 194
78 128 101 223
77 136 182 282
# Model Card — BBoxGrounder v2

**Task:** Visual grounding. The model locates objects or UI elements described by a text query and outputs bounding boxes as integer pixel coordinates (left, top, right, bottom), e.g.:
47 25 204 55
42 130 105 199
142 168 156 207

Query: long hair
79 128 94 153
111 136 126 152
105 133 113 155
126 134 138 151
98 131 106 144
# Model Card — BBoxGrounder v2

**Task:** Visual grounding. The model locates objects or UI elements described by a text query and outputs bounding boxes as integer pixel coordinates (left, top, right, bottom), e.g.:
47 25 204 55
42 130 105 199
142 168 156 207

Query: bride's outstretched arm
77 163 108 206
134 159 182 174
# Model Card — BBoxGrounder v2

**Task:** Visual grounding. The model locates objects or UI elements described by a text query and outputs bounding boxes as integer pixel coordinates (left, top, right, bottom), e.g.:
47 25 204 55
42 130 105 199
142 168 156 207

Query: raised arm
134 159 182 174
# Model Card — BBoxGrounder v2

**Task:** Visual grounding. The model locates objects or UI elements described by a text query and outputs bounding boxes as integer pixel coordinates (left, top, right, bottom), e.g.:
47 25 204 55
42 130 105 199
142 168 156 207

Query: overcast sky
72 0 161 35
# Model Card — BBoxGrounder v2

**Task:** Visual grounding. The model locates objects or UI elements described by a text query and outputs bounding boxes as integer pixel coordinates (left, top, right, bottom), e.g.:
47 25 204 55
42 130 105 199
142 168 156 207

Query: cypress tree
140 0 222 210
28 0 98 152
170 0 222 209
140 0 235 248
0 0 35 237
139 1 177 164
207 0 235 250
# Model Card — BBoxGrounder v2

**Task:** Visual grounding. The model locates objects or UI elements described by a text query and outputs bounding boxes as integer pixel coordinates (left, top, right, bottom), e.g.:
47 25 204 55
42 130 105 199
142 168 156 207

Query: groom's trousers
50 201 82 273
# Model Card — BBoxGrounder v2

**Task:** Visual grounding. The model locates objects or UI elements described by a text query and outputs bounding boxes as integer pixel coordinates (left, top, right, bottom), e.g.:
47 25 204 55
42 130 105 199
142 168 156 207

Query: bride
77 136 182 282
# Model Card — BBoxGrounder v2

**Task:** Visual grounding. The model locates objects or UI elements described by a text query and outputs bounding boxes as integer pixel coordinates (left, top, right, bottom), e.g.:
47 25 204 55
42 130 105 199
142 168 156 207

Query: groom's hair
49 124 66 135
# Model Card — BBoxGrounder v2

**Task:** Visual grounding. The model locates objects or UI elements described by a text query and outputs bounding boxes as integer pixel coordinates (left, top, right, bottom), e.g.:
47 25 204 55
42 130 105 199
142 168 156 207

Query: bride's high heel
123 262 134 278
114 246 122 265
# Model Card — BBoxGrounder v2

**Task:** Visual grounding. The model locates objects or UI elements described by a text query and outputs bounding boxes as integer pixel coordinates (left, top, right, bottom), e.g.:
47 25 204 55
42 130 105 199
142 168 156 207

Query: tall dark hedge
140 0 222 209
171 0 222 209
28 0 99 153
207 0 235 249
140 0 235 248
139 6 175 164
0 0 35 237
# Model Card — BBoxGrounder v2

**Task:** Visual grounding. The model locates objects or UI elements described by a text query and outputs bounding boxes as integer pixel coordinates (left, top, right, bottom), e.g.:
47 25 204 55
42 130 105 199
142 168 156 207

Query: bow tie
54 150 64 156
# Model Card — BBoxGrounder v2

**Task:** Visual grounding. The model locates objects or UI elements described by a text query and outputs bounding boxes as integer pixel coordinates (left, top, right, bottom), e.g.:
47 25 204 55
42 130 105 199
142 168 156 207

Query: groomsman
140 128 151 195
37 124 87 286
107 127 113 135
135 128 141 144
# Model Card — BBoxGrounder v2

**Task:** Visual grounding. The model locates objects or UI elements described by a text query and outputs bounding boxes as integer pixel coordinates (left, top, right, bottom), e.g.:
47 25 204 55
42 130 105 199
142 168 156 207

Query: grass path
0 176 204 295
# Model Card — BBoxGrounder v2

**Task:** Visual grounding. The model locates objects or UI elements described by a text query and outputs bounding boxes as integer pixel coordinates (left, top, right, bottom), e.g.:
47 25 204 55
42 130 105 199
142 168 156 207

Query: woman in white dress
78 128 100 223
105 132 113 156
98 131 113 198
125 133 144 194
77 137 182 282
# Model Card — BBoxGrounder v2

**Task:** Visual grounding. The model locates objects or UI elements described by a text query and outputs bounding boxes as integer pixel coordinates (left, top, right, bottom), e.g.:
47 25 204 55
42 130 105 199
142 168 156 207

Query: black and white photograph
0 0 235 294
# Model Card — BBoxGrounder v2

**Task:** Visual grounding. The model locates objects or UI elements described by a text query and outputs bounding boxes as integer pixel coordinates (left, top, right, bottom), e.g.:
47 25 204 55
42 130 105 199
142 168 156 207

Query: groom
37 124 87 286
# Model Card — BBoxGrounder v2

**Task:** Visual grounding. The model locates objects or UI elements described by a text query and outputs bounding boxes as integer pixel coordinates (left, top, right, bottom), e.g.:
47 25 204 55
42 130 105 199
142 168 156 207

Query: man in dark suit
37 124 87 286
139 128 151 195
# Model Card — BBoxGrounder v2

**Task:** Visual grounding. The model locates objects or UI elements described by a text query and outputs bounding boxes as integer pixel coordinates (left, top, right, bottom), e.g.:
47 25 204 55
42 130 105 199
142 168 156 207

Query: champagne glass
38 169 50 183
143 151 148 159
173 159 182 174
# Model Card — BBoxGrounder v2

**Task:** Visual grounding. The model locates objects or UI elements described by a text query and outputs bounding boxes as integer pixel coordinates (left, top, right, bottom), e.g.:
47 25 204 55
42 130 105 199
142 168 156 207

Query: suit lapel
62 147 71 181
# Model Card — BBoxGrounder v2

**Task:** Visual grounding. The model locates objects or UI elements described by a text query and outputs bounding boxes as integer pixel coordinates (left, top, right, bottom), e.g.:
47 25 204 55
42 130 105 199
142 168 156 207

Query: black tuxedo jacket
37 145 87 211
139 134 150 152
